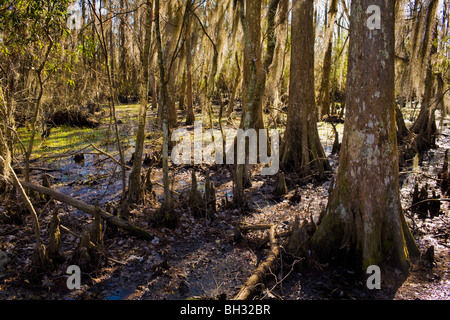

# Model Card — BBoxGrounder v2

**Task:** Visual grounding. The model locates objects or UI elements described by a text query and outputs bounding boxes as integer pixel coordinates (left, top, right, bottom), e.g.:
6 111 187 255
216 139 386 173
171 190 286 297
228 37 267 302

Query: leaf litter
0 108 449 300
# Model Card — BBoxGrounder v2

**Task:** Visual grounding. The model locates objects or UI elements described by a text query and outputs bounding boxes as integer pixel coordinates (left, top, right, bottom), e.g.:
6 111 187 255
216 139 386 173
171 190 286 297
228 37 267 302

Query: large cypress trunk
280 0 330 176
233 0 280 206
311 0 419 273
408 0 439 151
240 0 264 131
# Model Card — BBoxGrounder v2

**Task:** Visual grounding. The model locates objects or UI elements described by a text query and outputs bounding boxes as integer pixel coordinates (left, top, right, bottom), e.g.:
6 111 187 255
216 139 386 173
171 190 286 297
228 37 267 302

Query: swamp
0 0 450 302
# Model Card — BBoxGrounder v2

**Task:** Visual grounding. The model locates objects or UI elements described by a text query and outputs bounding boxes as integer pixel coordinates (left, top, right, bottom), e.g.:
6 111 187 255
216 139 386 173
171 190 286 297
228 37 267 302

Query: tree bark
160 0 182 128
185 5 197 125
24 38 53 183
311 0 419 273
317 0 338 121
128 0 154 205
266 0 289 126
240 0 264 131
155 0 175 227
233 0 280 206
409 0 439 151
227 52 242 121
118 0 128 92
280 0 331 176
0 86 13 180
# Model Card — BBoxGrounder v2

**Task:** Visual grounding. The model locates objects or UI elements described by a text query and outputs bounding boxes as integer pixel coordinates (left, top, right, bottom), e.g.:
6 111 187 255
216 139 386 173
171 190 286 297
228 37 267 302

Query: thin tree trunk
264 0 288 122
25 38 53 183
185 8 196 125
89 0 128 210
128 0 154 205
118 0 127 91
227 52 242 121
1 64 16 180
155 0 175 227
234 0 281 206
191 7 219 130
186 66 195 125
109 0 115 92
0 87 11 179
317 0 338 121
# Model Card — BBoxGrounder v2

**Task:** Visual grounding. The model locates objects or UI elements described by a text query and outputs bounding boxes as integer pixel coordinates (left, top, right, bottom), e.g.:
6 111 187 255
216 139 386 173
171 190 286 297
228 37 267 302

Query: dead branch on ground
18 180 162 240
233 224 280 300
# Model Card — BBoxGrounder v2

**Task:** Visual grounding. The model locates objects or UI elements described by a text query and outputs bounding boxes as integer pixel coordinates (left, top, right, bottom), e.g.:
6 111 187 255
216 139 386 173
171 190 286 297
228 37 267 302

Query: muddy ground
0 105 449 300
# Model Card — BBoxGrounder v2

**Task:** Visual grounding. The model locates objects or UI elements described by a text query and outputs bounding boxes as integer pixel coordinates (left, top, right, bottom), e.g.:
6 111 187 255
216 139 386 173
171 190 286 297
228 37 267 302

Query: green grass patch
16 104 142 159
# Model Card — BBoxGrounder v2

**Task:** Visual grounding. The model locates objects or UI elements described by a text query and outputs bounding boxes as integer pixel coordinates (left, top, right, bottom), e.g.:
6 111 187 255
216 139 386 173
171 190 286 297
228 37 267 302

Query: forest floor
0 104 449 300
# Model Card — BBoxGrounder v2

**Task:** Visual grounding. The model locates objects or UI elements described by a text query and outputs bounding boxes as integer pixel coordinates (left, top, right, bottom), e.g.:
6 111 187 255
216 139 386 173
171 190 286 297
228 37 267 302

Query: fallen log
13 166 62 174
406 197 450 211
233 224 280 300
234 223 279 244
239 223 273 232
19 180 162 240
